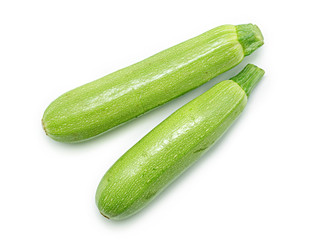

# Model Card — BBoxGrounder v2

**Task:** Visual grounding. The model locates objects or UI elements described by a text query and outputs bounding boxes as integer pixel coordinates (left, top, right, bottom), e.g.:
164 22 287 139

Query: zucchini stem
230 64 265 96
236 24 264 56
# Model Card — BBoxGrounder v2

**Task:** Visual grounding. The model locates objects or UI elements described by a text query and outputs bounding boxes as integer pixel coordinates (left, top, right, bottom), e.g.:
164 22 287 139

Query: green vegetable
96 64 265 220
42 24 263 143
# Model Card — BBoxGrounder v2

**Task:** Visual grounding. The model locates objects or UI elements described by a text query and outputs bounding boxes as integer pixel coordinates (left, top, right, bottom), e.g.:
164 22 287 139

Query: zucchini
96 64 265 220
42 24 263 142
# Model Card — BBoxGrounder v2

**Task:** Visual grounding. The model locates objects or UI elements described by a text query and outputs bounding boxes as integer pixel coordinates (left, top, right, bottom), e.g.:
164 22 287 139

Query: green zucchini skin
42 24 263 143
96 80 247 220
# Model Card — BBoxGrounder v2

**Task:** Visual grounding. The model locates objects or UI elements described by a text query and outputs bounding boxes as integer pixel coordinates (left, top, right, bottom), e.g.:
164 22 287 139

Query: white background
1 0 321 239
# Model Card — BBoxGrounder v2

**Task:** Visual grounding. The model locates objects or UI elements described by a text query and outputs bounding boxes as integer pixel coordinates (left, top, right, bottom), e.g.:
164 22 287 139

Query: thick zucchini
42 24 263 142
96 64 265 220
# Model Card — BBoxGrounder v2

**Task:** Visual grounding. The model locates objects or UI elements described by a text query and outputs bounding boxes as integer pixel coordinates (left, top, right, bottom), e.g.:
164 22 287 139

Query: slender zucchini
42 24 263 142
96 64 265 220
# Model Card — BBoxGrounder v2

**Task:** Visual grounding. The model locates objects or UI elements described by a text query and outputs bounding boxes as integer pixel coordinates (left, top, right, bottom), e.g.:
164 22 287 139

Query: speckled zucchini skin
42 24 263 142
96 80 247 220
